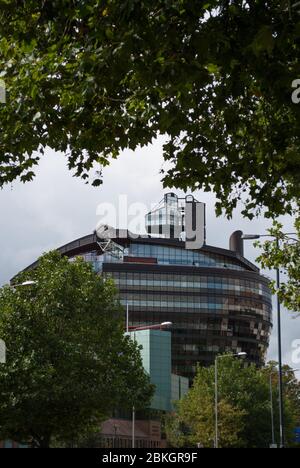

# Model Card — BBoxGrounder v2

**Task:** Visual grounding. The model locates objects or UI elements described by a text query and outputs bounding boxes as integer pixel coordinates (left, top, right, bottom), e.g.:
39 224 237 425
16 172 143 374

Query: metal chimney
229 231 244 257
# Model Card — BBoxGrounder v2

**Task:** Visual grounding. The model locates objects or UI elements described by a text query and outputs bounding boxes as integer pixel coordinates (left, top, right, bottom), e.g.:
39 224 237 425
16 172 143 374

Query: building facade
98 419 164 449
128 329 189 412
21 229 273 382
129 329 172 412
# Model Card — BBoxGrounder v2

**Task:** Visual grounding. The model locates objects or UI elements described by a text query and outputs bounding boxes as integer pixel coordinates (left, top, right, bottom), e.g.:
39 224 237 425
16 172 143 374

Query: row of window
113 279 269 299
120 295 271 311
105 271 271 296
122 298 269 309
126 309 271 324
126 308 271 323
73 253 271 301
127 311 271 328
172 327 270 342
99 438 161 449
72 245 249 272
129 244 246 271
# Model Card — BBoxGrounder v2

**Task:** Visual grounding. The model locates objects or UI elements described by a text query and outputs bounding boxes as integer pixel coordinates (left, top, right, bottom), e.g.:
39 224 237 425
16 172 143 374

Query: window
128 244 246 270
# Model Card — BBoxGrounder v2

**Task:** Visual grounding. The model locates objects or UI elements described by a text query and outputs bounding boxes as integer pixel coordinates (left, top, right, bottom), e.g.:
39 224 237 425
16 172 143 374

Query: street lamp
126 302 173 332
269 367 300 448
128 322 173 332
242 232 298 448
113 424 119 449
16 281 37 287
215 352 247 449
9 280 37 289
132 406 135 449
126 303 129 333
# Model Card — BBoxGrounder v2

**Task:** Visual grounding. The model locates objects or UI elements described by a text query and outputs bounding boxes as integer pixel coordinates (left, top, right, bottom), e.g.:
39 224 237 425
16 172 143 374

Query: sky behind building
0 138 298 376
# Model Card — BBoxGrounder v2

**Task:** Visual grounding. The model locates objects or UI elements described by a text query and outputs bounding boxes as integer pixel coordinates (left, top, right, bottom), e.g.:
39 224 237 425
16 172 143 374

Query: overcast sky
0 137 299 376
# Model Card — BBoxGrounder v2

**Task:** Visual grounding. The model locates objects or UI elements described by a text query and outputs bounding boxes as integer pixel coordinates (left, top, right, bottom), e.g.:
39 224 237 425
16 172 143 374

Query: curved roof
16 231 260 278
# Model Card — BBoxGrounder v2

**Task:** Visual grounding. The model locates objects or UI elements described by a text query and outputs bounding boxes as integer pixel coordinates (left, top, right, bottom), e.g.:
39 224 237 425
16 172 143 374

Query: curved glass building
23 243 271 382
19 195 272 382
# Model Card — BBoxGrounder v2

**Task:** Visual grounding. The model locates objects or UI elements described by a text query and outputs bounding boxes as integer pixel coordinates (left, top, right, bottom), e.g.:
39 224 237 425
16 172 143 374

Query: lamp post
128 322 173 332
269 367 300 448
270 372 275 447
113 424 119 449
125 301 172 333
242 232 298 448
132 406 135 449
215 352 247 449
275 237 285 449
10 281 37 288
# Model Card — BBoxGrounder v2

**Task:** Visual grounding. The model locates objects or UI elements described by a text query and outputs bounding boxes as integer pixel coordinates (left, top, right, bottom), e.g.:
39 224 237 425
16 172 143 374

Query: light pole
128 322 173 332
270 372 275 447
242 232 297 448
126 303 129 333
132 406 135 449
125 302 172 333
276 238 285 449
269 367 300 448
113 424 119 449
10 281 37 288
215 352 247 449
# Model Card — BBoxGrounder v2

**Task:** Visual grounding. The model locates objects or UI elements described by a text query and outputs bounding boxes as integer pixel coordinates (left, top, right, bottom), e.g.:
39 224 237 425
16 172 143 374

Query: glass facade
129 244 246 270
129 330 172 411
74 243 249 273
172 375 190 404
128 329 189 411
58 235 273 383
105 267 272 381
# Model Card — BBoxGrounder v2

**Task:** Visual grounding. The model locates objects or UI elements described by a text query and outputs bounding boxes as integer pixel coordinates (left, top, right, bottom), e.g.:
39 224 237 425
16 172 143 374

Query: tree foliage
0 1 300 217
0 251 153 448
166 387 245 448
256 217 300 313
166 357 298 448
263 361 300 439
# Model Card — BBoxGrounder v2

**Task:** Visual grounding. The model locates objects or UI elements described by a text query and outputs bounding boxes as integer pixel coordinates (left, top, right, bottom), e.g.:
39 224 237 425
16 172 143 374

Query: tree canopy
0 1 300 217
256 218 300 313
0 251 153 448
165 357 298 448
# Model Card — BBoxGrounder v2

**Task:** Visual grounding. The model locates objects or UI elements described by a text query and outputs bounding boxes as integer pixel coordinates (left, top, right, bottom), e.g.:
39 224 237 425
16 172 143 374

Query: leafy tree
166 356 298 448
0 1 300 217
0 251 153 448
262 362 300 447
256 217 300 312
166 389 245 448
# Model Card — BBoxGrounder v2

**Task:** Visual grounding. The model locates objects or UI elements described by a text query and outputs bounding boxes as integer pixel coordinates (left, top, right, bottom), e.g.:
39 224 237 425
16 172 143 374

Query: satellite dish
96 224 116 240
